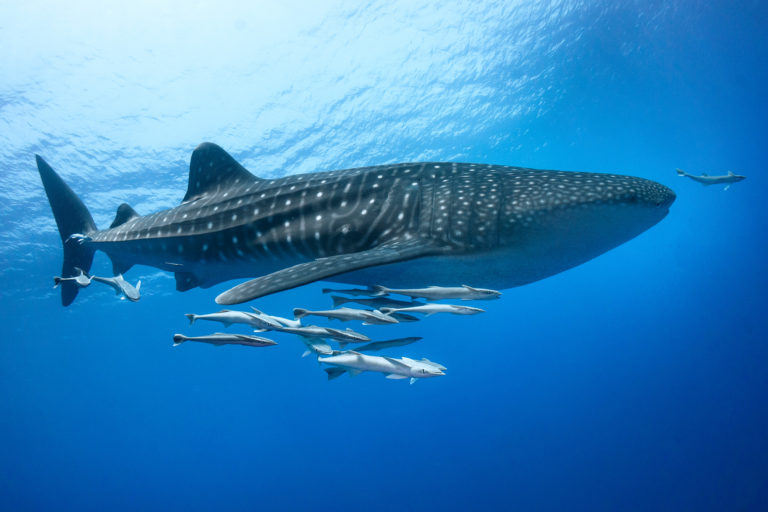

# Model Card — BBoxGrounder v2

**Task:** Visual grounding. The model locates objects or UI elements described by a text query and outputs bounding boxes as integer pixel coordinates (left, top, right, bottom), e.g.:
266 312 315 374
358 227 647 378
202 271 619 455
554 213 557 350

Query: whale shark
36 142 675 306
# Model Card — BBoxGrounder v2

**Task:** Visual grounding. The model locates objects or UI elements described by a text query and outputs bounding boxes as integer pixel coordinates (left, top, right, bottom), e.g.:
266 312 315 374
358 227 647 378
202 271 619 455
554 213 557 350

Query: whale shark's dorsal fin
183 142 262 202
109 203 139 229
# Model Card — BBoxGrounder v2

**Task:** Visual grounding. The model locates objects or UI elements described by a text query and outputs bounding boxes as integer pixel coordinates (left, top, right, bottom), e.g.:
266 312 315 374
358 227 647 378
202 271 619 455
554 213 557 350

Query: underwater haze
1 1 767 510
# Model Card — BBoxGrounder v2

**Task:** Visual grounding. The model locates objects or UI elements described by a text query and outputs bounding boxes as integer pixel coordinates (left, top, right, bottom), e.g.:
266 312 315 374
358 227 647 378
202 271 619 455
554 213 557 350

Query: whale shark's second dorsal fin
110 203 139 229
183 142 262 202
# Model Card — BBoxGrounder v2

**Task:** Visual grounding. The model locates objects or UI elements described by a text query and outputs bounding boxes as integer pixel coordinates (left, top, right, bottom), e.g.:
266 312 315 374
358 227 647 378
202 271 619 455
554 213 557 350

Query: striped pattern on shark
36 142 675 306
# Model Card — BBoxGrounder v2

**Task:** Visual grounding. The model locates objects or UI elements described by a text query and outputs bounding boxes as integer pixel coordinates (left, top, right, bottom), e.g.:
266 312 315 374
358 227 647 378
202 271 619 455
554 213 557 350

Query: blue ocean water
1 1 766 510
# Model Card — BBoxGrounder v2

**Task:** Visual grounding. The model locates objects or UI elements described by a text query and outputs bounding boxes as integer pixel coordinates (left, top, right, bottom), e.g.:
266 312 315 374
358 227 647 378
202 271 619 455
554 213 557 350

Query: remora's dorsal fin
382 356 412 370
183 142 261 202
109 203 139 228
215 238 447 305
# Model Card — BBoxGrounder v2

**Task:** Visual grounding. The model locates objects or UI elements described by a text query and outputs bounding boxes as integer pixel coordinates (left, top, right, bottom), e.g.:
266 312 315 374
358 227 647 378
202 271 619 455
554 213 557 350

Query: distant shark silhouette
36 143 675 306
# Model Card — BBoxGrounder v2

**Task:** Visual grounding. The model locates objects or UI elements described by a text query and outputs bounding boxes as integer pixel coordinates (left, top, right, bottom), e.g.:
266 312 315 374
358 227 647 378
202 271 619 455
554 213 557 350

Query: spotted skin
38 142 675 305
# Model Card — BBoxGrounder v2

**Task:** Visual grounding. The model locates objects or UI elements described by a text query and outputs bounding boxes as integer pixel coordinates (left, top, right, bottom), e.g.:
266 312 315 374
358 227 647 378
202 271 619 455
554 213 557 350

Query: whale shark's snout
560 174 676 222
622 177 676 210
563 174 676 236
618 177 676 227
579 175 675 211
481 172 677 290
656 184 676 210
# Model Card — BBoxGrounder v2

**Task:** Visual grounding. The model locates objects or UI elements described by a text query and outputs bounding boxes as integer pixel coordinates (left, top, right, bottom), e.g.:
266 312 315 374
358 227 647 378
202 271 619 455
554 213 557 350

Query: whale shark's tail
36 155 97 306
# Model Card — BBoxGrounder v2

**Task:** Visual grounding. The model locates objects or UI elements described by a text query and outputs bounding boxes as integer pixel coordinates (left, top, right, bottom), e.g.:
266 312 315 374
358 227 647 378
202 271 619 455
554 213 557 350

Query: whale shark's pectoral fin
215 238 447 305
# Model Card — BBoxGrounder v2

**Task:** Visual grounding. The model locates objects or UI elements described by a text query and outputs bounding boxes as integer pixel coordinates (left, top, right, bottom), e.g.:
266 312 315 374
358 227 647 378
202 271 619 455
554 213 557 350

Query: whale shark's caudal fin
36 155 97 306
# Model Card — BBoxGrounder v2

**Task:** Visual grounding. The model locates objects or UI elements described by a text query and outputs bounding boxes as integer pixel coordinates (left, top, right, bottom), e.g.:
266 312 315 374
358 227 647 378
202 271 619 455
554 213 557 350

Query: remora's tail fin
676 168 686 176
371 285 388 296
293 308 310 320
36 155 97 306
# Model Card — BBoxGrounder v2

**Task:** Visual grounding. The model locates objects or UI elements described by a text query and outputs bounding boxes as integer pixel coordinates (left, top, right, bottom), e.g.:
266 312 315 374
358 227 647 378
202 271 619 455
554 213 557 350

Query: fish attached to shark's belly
36 142 675 306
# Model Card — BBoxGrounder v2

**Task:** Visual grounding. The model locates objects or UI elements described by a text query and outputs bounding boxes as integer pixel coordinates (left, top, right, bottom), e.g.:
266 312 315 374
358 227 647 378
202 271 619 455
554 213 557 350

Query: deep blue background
1 1 766 510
